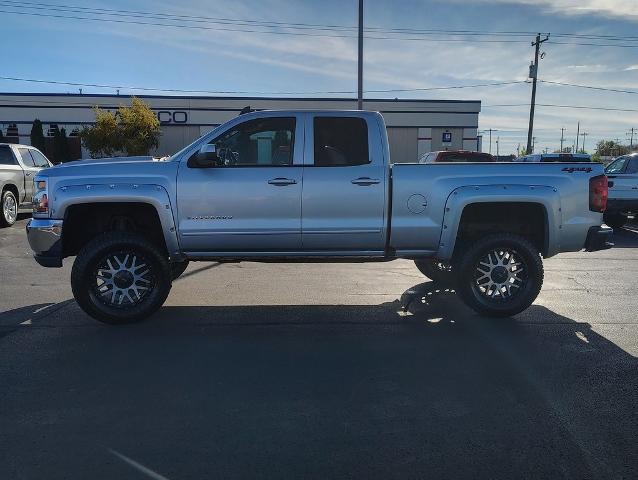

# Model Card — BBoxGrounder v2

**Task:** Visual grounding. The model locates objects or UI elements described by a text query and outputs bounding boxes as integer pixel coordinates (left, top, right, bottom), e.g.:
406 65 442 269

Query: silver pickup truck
1 143 52 226
26 110 612 324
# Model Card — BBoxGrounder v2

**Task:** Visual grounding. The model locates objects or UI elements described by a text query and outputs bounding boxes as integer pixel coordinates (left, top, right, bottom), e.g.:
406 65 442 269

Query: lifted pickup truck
26 110 612 324
0 143 52 226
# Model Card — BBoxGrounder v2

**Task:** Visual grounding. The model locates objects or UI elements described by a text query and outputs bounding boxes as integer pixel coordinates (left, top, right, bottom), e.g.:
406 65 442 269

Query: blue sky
2 0 637 154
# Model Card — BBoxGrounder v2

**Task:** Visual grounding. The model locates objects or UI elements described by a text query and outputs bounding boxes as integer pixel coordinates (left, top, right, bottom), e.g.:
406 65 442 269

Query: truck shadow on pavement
2 280 637 479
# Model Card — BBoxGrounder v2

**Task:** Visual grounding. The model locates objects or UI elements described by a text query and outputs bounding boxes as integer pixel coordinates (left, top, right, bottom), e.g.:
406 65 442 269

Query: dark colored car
419 150 496 163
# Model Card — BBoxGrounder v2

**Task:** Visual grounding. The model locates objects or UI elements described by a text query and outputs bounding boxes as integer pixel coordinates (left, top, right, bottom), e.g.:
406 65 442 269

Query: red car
419 150 496 163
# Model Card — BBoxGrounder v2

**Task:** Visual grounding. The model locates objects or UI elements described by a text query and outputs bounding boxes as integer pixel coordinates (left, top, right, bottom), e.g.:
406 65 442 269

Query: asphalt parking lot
1 216 637 479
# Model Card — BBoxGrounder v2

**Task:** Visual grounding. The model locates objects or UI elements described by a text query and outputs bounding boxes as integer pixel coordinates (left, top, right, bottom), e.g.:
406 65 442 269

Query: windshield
605 157 628 174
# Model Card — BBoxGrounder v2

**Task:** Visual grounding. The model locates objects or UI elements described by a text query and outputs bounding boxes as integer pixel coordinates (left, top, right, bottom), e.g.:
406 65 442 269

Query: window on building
210 117 295 166
6 124 18 137
0 146 17 165
314 117 369 166
47 124 59 137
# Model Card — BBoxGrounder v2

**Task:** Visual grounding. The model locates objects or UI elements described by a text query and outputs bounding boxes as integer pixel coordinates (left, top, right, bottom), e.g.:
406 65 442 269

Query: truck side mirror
188 144 220 168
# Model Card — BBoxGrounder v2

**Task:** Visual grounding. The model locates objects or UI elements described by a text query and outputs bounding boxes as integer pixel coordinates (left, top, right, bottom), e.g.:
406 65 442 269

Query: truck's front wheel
71 232 172 324
455 233 543 317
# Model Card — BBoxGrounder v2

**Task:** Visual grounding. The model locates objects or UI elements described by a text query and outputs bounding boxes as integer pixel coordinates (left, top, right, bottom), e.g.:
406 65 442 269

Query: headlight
32 178 49 216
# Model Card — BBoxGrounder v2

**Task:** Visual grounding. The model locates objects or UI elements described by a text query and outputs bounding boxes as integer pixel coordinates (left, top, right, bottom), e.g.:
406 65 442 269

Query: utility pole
496 136 500 157
357 0 363 110
526 33 550 154
560 127 566 152
581 132 589 153
532 136 537 152
628 127 636 149
480 128 498 154
575 121 580 152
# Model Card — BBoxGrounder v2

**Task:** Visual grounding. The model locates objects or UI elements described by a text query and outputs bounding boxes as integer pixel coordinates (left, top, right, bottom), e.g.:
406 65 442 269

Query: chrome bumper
26 219 64 267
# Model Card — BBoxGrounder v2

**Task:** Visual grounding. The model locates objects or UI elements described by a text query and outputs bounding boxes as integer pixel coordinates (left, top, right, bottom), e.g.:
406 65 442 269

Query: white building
0 93 481 161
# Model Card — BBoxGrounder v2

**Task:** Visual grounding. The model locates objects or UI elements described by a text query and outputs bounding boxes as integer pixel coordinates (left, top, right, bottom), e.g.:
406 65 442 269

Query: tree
53 127 70 163
595 140 629 157
80 107 120 158
117 97 161 156
79 97 161 158
30 119 46 152
0 128 4 143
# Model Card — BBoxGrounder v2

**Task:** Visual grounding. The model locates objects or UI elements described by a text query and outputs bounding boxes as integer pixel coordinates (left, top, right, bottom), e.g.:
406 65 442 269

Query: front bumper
26 219 64 267
583 225 614 252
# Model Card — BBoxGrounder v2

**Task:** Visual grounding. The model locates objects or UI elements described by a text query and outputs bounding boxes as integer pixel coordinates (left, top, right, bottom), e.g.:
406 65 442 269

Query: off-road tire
603 213 627 230
1 189 18 227
71 231 172 324
414 259 455 285
456 233 543 317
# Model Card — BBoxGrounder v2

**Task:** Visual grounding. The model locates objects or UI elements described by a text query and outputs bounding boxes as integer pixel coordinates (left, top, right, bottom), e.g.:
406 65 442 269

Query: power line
6 1 638 42
1 5 637 47
540 80 638 95
0 75 527 95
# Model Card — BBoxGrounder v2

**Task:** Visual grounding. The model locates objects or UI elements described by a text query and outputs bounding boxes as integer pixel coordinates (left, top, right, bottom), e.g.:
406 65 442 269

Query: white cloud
467 0 638 21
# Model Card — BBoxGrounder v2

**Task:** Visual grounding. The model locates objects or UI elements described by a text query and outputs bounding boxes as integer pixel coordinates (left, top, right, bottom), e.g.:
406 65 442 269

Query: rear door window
18 148 37 167
314 117 369 166
0 146 17 165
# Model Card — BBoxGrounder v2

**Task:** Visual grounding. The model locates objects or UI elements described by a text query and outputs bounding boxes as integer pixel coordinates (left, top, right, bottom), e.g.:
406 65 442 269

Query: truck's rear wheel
71 232 172 324
414 259 455 285
603 213 627 229
456 233 543 317
1 189 18 227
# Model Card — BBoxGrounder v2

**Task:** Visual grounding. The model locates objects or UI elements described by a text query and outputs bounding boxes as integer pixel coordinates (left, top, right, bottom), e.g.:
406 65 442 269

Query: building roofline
0 92 481 104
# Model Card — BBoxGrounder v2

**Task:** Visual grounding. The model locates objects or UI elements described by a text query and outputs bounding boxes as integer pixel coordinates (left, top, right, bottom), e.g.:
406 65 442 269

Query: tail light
589 175 608 213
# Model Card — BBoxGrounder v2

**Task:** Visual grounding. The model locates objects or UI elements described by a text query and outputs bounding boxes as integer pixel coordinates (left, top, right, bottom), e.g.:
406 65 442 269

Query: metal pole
575 121 580 152
357 0 363 110
489 128 492 155
560 127 565 152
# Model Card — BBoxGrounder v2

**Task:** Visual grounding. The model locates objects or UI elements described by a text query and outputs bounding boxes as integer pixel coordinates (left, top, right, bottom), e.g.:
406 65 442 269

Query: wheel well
2 183 19 200
453 202 548 257
62 202 166 257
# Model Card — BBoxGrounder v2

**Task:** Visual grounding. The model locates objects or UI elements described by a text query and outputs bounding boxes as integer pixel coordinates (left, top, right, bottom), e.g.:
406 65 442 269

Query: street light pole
357 0 363 110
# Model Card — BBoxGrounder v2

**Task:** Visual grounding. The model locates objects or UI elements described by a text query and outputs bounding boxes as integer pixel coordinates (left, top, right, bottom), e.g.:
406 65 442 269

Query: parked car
419 150 495 163
26 110 611 324
0 143 52 227
603 152 638 228
515 153 591 162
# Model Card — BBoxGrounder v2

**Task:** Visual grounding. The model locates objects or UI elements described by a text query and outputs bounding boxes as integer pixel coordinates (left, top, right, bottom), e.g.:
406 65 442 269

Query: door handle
351 177 380 186
25 172 32 177
268 177 297 186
